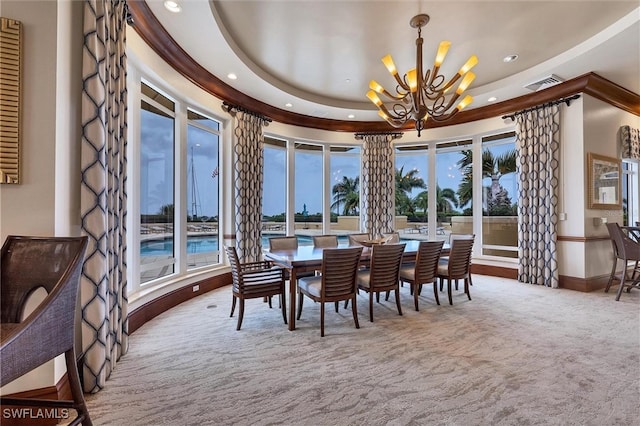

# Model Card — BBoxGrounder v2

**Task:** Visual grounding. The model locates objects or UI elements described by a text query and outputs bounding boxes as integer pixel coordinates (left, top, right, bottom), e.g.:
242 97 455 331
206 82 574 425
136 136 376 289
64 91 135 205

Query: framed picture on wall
587 152 621 209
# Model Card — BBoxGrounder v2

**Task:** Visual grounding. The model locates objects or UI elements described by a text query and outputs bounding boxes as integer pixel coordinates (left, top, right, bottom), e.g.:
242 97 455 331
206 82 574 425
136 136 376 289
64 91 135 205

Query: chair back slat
368 243 406 290
321 247 363 299
415 240 444 283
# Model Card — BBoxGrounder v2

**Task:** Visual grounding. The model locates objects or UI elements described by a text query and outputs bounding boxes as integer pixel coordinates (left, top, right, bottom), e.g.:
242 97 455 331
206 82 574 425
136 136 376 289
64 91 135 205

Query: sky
141 107 517 218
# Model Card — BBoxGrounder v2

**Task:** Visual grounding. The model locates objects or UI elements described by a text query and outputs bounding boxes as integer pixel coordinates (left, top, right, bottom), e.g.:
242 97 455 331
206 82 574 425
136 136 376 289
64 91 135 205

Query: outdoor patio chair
0 235 91 426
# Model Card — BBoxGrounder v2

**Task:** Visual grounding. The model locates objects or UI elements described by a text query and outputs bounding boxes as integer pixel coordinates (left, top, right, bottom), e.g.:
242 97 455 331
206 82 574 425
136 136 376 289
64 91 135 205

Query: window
481 132 518 258
395 145 428 228
294 142 324 234
623 160 639 226
263 138 287 233
330 146 361 232
186 109 220 270
139 83 176 283
436 140 472 238
135 81 223 289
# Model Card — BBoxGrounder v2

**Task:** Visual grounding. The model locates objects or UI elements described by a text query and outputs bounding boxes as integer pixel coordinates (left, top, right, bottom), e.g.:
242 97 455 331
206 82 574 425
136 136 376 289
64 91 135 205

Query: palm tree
414 185 459 221
395 166 426 216
457 148 517 210
331 176 359 215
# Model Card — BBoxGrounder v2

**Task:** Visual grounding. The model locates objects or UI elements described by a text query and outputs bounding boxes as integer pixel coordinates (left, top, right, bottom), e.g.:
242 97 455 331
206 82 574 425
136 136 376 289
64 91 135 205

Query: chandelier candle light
367 14 478 136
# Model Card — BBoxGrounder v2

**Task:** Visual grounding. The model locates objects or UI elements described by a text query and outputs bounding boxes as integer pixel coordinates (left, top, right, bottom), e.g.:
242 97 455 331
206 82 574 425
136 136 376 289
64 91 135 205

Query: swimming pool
140 234 349 256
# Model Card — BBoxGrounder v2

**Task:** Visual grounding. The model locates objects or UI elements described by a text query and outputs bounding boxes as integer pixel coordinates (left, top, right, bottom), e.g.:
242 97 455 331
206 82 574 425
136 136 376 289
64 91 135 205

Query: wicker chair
399 240 444 310
605 223 640 300
225 246 287 330
297 247 363 336
356 243 406 322
312 234 339 248
0 235 91 426
437 237 475 305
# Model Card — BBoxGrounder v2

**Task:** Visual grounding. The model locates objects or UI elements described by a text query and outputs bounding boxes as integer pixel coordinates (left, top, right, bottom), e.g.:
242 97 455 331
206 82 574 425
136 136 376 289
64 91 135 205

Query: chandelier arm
429 107 461 122
440 73 462 93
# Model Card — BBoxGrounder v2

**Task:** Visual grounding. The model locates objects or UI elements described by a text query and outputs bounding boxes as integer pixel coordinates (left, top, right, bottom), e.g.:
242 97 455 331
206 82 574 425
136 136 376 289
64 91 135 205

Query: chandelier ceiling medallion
366 14 478 136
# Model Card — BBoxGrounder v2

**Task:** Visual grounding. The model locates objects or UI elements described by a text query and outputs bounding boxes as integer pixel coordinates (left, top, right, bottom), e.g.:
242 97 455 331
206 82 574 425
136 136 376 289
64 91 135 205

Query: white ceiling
145 0 640 121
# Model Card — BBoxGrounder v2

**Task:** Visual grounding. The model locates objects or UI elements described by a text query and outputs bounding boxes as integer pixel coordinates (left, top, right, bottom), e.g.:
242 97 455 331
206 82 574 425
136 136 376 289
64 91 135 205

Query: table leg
289 268 297 330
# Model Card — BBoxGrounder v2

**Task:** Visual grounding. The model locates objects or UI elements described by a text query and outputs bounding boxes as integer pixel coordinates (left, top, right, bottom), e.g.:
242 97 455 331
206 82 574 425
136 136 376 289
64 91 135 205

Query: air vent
524 74 564 92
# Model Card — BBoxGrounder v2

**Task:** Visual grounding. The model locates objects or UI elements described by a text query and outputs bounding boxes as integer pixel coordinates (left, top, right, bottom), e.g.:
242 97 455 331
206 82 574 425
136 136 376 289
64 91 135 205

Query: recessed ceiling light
164 1 181 13
503 54 518 63
227 73 237 80
285 103 293 108
347 114 355 119
487 96 497 102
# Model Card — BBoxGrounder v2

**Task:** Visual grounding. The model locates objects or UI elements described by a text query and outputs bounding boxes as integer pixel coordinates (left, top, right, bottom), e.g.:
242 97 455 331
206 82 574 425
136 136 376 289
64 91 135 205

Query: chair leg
413 283 419 311
351 296 360 330
369 291 374 322
385 290 391 301
236 299 245 330
432 280 440 306
230 295 237 317
465 278 471 301
297 292 304 320
394 288 402 316
376 292 380 303
615 271 627 301
605 257 617 292
268 296 273 309
335 301 339 313
320 302 325 337
281 291 287 325
447 279 453 305
65 350 93 426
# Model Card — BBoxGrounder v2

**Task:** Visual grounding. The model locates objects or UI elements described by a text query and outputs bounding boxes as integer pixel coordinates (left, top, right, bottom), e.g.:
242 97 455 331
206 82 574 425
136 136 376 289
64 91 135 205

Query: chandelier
366 14 478 136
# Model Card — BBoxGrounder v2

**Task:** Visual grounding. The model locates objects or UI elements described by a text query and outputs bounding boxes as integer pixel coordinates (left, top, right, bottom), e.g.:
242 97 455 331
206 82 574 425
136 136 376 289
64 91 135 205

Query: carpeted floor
81 276 640 425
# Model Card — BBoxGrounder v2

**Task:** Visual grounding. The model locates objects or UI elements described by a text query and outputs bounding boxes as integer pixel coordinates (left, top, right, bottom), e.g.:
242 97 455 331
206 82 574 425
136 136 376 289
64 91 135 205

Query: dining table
263 239 449 331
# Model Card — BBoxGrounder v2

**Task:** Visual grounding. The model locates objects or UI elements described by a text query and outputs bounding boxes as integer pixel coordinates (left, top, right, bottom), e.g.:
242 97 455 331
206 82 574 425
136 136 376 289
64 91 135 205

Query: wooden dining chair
445 233 475 287
312 234 339 248
296 246 363 336
605 223 640 300
437 237 475 305
348 233 370 246
356 243 406 322
268 236 298 251
398 240 444 310
225 245 287 330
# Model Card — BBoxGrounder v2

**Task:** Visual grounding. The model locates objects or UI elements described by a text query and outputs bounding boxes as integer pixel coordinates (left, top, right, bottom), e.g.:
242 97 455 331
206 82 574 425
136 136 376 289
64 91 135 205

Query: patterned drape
229 109 269 262
80 0 128 392
620 125 640 160
360 134 396 238
515 105 560 288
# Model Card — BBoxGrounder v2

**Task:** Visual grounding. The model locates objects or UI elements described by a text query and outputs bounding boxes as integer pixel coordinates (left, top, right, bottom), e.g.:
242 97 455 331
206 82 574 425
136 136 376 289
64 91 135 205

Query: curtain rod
355 132 404 140
502 94 581 121
222 102 272 123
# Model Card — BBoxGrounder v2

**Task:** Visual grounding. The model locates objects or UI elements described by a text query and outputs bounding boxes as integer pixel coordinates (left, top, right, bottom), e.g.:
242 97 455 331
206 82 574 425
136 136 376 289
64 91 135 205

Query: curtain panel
620 125 640 160
230 110 269 262
79 0 129 392
515 105 561 288
360 134 396 238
